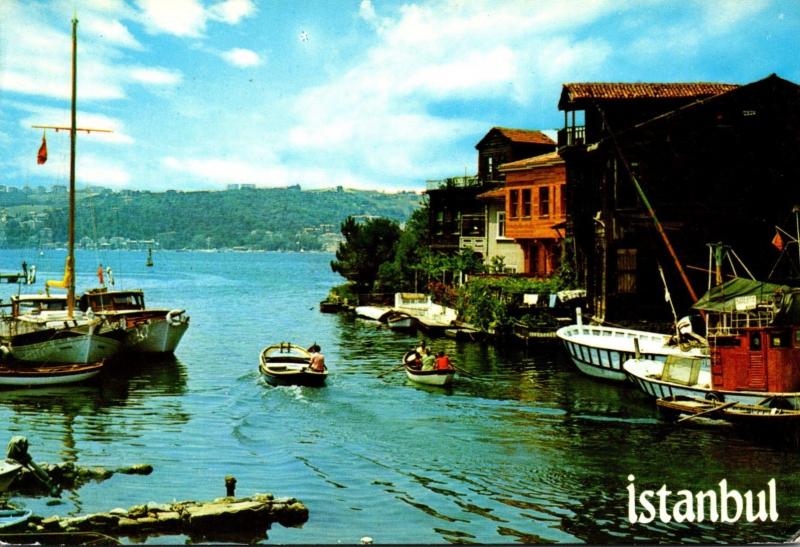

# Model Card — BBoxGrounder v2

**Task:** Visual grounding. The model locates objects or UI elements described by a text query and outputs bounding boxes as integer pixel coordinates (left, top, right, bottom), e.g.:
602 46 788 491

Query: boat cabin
710 328 800 394
9 295 68 318
79 289 145 313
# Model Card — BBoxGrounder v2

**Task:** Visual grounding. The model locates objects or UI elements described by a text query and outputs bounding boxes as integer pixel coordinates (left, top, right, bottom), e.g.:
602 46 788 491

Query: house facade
559 74 800 321
427 127 556 261
498 151 566 276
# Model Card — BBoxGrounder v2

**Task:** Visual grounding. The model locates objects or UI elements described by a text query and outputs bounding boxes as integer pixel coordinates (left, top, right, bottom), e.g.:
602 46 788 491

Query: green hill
0 187 423 251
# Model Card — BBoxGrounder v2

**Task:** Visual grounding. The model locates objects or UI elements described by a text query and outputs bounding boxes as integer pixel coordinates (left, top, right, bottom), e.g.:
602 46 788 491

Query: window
509 190 519 218
559 184 566 217
487 156 493 179
435 211 444 235
521 189 531 217
539 187 550 218
497 211 506 238
616 248 637 294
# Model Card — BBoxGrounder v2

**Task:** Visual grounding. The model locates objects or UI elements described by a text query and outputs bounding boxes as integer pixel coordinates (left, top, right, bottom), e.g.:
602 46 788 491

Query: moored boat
656 395 800 426
0 461 22 493
79 288 189 354
0 294 123 364
555 310 706 382
386 311 415 331
354 305 392 322
259 343 327 387
0 509 32 530
0 360 104 387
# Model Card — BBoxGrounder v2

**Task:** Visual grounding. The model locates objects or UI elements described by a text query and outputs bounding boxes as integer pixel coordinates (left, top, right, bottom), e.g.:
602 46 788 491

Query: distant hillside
0 187 423 251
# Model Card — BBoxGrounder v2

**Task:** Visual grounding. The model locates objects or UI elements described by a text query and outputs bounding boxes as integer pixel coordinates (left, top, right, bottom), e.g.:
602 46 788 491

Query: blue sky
0 0 798 193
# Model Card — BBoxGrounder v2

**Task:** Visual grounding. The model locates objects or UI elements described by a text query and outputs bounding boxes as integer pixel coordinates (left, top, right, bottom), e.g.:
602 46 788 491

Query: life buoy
166 309 185 326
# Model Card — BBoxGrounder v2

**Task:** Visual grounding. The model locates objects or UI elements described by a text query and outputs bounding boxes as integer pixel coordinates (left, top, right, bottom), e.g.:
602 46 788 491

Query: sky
0 0 798 193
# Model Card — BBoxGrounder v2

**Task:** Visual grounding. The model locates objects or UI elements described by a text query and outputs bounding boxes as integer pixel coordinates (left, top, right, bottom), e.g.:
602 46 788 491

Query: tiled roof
477 188 505 200
499 151 563 171
477 127 555 148
559 82 739 109
493 127 555 145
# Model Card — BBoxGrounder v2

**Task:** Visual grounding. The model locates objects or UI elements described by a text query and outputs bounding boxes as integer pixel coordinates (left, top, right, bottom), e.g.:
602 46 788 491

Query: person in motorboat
308 344 326 373
420 348 435 371
435 351 453 370
415 339 426 355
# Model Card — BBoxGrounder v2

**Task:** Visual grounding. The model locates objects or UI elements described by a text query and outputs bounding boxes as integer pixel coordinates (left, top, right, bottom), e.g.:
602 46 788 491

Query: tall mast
68 15 78 317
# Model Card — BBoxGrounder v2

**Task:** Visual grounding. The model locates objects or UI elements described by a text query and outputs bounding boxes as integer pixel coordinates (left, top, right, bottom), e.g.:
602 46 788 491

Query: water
0 249 799 544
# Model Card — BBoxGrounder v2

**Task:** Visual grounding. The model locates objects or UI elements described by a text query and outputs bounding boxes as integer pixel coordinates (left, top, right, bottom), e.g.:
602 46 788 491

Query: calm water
0 249 799 544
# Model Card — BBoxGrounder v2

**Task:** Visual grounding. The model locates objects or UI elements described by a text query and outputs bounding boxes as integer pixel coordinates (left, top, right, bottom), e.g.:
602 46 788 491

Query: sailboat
0 16 123 367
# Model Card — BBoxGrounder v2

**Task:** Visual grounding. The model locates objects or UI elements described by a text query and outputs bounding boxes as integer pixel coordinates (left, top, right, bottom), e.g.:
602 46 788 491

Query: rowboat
0 532 120 545
0 509 32 530
0 461 22 492
259 343 327 387
656 395 800 426
555 310 706 382
402 351 455 386
0 361 104 387
386 311 415 331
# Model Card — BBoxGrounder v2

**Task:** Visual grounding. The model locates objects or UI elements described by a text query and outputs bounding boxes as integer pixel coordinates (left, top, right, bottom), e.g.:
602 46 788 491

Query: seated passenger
435 351 452 370
421 348 435 371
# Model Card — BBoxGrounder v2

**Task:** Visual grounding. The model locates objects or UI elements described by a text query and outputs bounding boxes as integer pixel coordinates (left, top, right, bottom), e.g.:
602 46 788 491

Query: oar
378 363 405 378
677 400 738 423
449 363 475 378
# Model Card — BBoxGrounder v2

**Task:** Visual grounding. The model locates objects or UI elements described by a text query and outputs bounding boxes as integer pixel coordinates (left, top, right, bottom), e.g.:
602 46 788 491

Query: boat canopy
692 277 800 324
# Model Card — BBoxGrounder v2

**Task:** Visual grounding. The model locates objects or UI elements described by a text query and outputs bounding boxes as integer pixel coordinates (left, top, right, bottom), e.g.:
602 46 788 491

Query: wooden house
427 127 555 258
558 74 800 321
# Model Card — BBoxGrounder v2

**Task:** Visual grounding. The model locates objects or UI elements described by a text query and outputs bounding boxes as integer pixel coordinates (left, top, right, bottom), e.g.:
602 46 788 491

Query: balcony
557 126 586 148
426 176 480 191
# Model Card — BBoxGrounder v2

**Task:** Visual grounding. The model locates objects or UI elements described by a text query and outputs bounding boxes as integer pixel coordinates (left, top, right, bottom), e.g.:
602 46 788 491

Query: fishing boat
0 509 32 530
0 294 122 364
259 343 327 387
401 351 455 386
624 276 800 409
656 395 800 426
555 309 706 382
79 288 189 354
0 461 22 492
0 361 104 387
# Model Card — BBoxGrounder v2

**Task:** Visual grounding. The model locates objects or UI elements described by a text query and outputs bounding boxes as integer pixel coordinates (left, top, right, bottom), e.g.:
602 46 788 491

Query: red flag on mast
37 133 47 165
772 231 784 251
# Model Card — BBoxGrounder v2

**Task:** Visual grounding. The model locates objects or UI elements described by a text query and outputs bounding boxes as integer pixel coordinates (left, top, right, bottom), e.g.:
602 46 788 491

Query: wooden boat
0 509 32 529
656 395 800 426
0 361 104 387
354 305 392 322
0 294 123 364
0 461 22 492
625 276 800 409
319 300 342 313
259 343 327 387
79 288 189 354
386 311 415 331
555 310 706 382
402 351 455 386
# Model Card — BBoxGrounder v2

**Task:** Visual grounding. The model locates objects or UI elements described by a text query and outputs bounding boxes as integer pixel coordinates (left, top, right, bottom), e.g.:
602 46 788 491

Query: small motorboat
656 395 800 427
402 351 455 387
259 343 327 387
386 311 415 331
0 508 32 530
0 361 104 387
0 461 22 492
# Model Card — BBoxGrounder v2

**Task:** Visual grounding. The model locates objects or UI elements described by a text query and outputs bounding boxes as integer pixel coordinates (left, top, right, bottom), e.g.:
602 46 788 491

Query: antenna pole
67 15 78 318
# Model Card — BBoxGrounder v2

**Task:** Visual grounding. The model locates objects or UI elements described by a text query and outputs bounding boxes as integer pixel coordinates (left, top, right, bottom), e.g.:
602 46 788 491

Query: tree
331 216 401 293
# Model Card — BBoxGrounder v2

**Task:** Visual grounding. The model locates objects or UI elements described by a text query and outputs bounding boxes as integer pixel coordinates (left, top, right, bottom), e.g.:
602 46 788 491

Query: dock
0 273 24 284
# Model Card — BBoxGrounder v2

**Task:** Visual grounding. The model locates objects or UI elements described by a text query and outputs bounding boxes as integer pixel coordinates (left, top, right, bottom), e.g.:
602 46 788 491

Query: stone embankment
19 493 308 541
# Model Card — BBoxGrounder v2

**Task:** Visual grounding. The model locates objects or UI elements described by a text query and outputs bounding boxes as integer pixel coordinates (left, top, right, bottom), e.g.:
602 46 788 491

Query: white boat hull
0 367 102 386
8 333 120 364
556 324 705 382
0 462 22 492
405 368 455 386
623 358 800 409
124 315 189 354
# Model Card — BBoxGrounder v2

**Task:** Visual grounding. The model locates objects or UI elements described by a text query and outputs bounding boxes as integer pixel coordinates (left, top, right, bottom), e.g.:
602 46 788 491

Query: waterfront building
558 74 800 321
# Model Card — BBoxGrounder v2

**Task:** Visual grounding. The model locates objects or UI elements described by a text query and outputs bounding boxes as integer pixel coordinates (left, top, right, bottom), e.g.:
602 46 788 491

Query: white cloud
221 48 262 68
77 154 132 187
208 0 256 24
129 67 183 86
82 16 142 49
136 0 207 37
